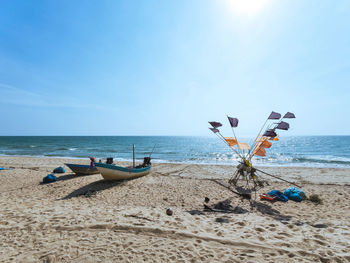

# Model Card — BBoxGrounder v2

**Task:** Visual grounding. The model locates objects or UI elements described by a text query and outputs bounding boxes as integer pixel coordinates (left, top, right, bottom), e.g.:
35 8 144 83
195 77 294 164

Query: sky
0 0 349 136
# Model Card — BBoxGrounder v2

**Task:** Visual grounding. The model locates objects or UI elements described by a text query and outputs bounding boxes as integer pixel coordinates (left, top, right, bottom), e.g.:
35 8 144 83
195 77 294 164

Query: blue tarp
43 174 57 183
267 190 289 202
0 168 13 171
53 166 65 173
284 187 306 202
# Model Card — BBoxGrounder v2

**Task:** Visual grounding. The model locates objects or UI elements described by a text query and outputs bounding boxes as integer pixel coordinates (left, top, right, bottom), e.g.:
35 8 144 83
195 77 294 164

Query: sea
0 136 349 168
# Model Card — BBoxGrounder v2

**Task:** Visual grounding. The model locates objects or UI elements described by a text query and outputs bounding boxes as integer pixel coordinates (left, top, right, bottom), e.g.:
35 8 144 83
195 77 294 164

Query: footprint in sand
258 236 265 241
314 234 326 240
278 232 292 237
237 221 246 226
255 227 265 233
216 231 223 237
314 239 328 246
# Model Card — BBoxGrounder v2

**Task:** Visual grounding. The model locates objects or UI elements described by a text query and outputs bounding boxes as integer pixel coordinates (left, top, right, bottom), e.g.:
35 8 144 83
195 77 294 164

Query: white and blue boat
94 161 151 181
95 144 152 181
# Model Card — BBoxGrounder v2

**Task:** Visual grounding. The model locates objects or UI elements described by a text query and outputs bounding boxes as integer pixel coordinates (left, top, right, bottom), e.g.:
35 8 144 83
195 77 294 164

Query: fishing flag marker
208 111 296 196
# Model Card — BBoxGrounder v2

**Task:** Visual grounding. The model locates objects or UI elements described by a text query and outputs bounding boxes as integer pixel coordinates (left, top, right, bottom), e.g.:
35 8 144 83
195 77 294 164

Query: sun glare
226 0 272 18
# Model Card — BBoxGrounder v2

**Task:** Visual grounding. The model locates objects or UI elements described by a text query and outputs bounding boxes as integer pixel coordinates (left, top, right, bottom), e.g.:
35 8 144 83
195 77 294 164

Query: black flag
268 111 281 120
208 121 222 128
283 112 295 118
227 116 238 128
276 121 289 130
263 129 277 138
209 128 219 133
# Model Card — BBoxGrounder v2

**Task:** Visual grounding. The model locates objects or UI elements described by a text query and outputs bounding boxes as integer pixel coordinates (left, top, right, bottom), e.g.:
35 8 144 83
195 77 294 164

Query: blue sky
0 0 349 136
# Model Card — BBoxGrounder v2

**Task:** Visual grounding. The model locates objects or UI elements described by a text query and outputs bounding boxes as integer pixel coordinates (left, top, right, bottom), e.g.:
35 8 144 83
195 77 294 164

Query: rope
255 168 301 188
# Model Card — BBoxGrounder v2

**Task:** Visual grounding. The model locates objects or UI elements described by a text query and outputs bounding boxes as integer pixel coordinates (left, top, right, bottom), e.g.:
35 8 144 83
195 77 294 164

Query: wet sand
0 156 349 262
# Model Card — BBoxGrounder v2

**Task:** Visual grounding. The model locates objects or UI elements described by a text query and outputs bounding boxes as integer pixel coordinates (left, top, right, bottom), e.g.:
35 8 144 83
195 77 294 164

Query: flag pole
133 144 135 168
217 132 244 159
248 118 269 158
211 129 244 159
227 115 243 157
248 112 282 159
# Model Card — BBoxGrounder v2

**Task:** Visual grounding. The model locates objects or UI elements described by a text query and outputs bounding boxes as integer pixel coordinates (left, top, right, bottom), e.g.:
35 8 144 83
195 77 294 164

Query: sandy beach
0 156 349 262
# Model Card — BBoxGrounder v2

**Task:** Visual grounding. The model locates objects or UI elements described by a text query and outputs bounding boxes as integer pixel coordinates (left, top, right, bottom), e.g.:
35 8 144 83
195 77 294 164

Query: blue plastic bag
53 166 65 173
43 174 57 183
284 187 305 202
267 190 289 202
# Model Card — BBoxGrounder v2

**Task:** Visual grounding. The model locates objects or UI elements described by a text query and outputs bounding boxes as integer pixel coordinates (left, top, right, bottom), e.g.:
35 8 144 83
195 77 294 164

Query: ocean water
0 136 349 168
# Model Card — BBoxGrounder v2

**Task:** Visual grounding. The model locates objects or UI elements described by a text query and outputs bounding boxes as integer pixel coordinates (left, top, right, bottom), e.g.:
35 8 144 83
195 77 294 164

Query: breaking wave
0 136 349 168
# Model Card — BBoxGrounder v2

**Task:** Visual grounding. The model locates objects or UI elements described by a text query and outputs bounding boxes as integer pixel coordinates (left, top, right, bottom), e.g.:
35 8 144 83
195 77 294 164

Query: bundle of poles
209 111 296 192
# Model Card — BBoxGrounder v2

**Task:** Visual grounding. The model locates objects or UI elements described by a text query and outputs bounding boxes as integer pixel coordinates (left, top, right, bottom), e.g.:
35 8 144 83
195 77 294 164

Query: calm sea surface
0 136 349 168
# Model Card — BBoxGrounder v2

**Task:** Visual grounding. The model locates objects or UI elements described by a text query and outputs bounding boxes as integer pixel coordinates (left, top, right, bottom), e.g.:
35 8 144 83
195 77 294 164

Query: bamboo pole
227 115 243 157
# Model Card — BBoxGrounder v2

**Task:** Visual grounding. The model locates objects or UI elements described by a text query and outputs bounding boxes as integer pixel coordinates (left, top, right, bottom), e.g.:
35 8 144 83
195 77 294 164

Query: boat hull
95 163 151 181
65 163 99 175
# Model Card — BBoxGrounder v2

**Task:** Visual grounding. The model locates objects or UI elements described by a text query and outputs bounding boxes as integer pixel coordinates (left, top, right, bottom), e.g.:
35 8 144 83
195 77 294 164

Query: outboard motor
106 157 113 164
142 157 151 167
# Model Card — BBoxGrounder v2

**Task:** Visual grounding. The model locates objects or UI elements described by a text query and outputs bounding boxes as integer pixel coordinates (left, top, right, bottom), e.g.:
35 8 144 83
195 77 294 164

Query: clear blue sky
0 0 349 136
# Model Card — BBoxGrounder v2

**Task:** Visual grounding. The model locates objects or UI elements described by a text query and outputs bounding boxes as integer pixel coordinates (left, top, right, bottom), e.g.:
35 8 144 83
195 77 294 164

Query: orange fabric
260 194 277 201
256 137 272 147
273 136 279 141
224 137 237 146
260 140 272 148
254 147 266 156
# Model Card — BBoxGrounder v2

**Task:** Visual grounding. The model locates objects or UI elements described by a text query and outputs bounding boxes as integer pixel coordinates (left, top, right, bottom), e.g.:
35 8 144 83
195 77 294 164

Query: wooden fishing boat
65 163 99 175
94 162 151 181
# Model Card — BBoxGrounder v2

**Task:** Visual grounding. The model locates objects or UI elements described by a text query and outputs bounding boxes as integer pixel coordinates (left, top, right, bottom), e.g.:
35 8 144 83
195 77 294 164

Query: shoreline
1 156 349 262
1 154 350 170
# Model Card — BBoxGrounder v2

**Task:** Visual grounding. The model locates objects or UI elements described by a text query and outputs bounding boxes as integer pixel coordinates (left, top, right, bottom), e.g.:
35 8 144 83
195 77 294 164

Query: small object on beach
204 197 210 203
267 190 288 202
215 217 229 223
283 187 306 202
42 174 57 184
53 166 65 173
0 167 14 171
166 208 173 216
41 254 56 263
213 199 233 210
312 223 328 228
260 193 277 202
308 194 322 205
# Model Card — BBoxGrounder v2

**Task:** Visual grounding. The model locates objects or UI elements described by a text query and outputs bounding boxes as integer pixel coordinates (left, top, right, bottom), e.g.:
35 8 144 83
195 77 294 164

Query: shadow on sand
56 173 87 181
187 198 292 224
62 179 131 200
40 173 94 185
249 200 292 222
